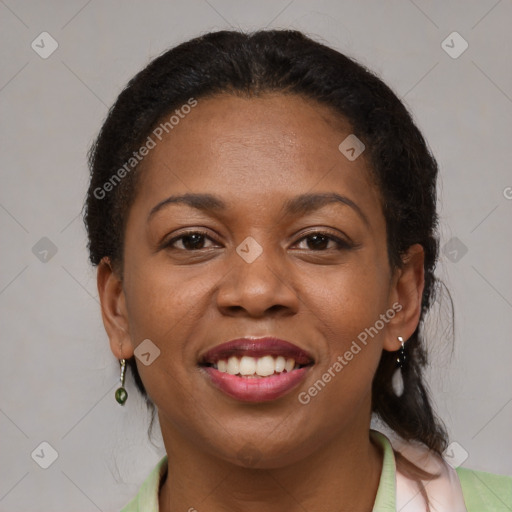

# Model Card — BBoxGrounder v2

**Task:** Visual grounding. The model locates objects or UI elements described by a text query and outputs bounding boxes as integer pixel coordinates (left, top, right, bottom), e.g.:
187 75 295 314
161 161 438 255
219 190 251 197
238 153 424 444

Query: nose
216 242 300 318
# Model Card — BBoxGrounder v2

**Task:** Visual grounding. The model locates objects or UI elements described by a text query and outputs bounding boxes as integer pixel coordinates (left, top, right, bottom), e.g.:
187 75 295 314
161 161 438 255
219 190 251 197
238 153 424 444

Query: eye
164 231 219 251
293 231 351 251
162 229 351 252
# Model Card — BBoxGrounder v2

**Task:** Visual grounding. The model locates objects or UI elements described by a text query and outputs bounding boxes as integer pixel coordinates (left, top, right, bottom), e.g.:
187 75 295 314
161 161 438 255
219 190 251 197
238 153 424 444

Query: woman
84 30 511 511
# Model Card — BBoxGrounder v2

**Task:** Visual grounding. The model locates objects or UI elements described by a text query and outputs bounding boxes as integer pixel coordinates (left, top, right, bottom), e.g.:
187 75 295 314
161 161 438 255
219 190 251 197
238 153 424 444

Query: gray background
1 0 511 510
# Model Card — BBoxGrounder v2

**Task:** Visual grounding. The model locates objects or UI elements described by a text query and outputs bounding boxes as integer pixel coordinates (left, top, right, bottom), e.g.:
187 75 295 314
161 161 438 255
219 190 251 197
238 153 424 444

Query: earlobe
96 257 134 360
383 244 425 352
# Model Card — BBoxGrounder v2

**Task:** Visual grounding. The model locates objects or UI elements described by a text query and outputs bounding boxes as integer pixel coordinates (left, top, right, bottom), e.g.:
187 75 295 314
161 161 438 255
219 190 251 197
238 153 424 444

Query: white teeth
256 355 275 377
275 356 286 373
285 358 295 373
214 355 299 377
226 356 240 375
239 356 256 375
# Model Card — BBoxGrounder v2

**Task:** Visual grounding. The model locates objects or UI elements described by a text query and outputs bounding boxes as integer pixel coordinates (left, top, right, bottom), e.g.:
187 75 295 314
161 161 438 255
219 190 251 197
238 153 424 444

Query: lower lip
202 367 310 402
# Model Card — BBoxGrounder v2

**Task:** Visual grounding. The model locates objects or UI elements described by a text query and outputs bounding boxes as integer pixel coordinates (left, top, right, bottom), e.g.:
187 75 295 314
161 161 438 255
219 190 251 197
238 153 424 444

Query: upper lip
200 337 314 366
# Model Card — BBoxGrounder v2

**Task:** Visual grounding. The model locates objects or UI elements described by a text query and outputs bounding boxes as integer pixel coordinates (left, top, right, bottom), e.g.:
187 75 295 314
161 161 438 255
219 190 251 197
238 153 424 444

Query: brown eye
165 231 218 251
294 231 351 251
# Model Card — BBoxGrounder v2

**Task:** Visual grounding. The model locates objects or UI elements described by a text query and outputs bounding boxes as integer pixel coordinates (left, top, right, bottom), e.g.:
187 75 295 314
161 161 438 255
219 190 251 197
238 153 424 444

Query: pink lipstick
199 337 313 402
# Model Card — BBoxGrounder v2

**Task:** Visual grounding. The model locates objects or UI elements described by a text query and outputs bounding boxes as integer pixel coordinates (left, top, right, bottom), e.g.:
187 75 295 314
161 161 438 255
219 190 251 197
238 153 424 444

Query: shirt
121 430 512 511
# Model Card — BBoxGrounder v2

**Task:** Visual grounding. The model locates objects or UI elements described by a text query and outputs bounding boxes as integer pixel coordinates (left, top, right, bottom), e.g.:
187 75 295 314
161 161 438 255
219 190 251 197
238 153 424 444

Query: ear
383 244 425 352
97 257 134 360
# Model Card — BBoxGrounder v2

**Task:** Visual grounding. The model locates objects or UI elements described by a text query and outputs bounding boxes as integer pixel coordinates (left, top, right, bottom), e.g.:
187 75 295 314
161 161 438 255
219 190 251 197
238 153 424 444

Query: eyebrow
147 192 370 227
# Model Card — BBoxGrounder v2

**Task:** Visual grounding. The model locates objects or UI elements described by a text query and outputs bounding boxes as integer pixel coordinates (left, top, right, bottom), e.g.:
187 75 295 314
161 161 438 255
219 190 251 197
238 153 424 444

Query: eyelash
163 230 352 252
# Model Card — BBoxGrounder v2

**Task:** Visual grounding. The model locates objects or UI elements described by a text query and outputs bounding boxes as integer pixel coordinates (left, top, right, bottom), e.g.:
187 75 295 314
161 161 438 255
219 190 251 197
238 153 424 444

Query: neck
158 417 383 512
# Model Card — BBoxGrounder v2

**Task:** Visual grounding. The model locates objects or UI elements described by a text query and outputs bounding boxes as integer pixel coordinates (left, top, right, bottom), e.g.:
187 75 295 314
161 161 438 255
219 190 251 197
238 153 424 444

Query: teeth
226 356 240 375
275 356 286 373
256 355 275 376
214 355 299 377
239 356 256 375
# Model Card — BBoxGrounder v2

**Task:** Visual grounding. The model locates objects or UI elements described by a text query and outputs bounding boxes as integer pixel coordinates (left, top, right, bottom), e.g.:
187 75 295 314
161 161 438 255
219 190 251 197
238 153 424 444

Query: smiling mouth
203 354 310 378
198 337 314 401
200 337 314 375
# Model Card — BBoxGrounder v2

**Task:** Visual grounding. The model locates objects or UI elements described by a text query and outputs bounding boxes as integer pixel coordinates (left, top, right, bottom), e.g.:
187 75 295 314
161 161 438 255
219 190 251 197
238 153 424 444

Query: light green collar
370 429 398 511
123 429 397 511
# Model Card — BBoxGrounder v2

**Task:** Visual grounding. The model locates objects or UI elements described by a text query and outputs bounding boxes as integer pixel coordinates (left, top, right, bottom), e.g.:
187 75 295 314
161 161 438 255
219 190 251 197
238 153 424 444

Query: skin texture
97 94 425 511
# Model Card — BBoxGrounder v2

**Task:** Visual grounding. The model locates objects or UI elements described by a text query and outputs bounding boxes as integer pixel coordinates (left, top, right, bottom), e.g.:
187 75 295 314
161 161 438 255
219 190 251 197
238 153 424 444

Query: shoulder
120 455 168 512
456 466 512 511
383 430 512 511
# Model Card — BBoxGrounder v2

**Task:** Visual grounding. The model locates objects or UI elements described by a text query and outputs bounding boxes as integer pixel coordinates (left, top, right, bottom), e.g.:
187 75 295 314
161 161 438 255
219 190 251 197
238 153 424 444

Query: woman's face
99 93 423 467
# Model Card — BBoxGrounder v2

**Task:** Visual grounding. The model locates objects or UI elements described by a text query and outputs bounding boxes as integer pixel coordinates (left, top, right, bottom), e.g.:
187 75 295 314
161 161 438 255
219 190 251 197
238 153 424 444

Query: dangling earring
115 359 128 405
391 336 406 397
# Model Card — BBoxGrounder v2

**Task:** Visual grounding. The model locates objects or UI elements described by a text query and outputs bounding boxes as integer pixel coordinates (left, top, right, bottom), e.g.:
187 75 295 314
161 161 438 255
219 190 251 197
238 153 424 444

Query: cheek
305 256 390 332
298 302 385 425
124 258 209 338
300 256 391 381
121 260 212 394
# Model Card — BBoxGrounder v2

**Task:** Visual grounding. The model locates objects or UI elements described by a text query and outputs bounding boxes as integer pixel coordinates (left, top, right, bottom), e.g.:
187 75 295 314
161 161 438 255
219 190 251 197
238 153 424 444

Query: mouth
199 337 314 402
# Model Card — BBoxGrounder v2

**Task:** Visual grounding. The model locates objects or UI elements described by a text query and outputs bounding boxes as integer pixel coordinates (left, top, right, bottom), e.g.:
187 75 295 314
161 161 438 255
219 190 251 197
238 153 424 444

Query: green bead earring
115 358 128 405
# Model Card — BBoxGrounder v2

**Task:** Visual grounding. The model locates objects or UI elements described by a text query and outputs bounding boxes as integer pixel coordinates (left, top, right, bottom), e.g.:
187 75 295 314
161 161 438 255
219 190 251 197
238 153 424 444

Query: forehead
133 93 381 221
